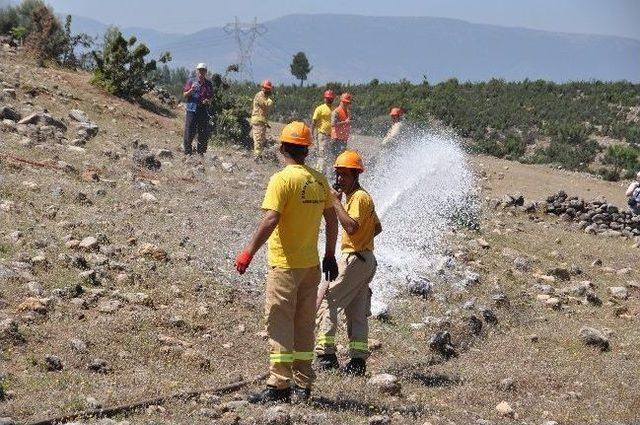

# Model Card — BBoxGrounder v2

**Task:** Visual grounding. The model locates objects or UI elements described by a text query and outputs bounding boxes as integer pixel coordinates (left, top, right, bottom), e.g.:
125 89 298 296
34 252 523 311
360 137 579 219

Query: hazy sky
32 0 640 40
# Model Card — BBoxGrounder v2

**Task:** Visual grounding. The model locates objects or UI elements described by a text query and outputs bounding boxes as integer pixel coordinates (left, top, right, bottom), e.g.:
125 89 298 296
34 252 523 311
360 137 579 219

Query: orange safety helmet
261 80 273 90
340 93 352 104
280 121 312 146
323 90 336 100
390 107 403 117
334 149 364 172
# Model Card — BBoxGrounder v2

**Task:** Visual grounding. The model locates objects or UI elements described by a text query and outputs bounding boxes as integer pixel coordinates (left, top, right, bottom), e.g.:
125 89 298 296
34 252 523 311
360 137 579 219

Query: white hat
196 63 207 70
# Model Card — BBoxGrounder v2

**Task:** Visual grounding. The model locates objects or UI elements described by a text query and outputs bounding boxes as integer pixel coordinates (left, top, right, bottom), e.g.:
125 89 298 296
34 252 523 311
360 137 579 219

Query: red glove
235 251 253 274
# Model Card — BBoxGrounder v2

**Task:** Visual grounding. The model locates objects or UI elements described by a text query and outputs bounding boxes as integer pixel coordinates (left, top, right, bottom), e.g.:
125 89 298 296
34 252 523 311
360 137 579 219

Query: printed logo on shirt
301 177 327 204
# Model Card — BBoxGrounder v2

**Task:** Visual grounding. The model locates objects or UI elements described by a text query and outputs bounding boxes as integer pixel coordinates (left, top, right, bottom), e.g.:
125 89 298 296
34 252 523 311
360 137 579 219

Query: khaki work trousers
314 132 332 176
315 251 377 359
252 123 268 156
266 265 321 390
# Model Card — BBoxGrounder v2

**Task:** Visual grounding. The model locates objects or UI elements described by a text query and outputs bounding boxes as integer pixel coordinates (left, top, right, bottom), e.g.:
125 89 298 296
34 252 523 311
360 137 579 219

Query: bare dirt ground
1 51 639 425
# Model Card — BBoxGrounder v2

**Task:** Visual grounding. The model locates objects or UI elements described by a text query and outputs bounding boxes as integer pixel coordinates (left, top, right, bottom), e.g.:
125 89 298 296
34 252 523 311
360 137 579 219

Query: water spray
363 124 478 316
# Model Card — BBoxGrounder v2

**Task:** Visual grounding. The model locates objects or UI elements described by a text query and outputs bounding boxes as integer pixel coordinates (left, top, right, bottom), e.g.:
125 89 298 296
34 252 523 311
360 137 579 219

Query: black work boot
248 386 291 404
314 353 339 370
291 385 311 404
342 358 366 376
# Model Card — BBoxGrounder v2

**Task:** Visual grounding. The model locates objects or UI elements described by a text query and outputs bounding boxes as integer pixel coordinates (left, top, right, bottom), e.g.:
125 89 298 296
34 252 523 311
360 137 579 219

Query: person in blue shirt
182 63 214 156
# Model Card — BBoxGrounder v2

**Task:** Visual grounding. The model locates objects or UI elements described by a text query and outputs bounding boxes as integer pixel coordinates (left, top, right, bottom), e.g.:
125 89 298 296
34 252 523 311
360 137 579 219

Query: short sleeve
262 175 287 213
349 192 373 224
312 106 320 122
322 177 333 209
183 80 192 92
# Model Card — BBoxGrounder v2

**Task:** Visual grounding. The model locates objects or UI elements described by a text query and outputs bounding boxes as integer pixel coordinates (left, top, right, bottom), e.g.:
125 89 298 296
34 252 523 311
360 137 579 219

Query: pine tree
290 51 312 87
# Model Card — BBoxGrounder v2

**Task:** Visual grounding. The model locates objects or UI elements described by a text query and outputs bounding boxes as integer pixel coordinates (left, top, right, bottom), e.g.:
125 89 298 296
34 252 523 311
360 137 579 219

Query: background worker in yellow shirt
251 80 274 158
235 121 339 403
315 150 382 376
311 89 335 175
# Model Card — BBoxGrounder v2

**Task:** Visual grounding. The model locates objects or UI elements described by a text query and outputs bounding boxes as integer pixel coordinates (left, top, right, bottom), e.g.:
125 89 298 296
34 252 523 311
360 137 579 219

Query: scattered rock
156 149 173 159
70 338 88 353
98 300 122 314
579 326 610 351
495 401 515 418
68 109 90 123
498 378 516 392
0 318 23 343
87 358 109 374
17 297 49 314
18 112 66 130
141 192 157 203
44 355 63 371
0 105 21 121
481 308 498 324
406 275 432 298
368 416 391 425
428 331 457 358
78 236 99 251
548 267 571 282
137 243 168 261
608 286 628 300
468 315 483 335
368 373 401 395
262 406 291 425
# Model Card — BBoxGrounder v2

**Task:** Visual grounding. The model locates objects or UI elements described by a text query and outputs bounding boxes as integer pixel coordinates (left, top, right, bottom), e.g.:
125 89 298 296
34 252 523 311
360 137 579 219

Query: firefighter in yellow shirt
315 150 382 376
251 80 274 158
311 90 335 175
235 121 339 403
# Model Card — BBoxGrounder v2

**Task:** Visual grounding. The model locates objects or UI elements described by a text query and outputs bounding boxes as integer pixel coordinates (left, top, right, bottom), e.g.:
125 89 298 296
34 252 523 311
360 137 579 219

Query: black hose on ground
24 372 269 425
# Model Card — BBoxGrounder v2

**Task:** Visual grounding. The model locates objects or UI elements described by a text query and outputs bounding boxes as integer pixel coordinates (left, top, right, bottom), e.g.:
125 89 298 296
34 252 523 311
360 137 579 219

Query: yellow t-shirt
312 104 333 135
341 189 380 253
262 164 333 268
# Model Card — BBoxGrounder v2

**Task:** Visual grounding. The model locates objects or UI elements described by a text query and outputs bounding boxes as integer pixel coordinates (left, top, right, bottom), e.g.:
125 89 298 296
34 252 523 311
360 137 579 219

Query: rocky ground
1 47 639 425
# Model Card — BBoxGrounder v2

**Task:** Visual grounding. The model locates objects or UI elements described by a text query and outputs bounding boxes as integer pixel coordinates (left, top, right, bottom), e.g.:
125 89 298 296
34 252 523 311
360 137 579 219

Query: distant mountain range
69 13 640 84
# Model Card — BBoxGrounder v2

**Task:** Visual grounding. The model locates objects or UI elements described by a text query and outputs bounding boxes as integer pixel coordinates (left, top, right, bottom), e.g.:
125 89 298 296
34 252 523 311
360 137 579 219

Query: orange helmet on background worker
340 93 352 104
324 90 336 100
390 107 403 118
262 80 273 91
280 121 312 146
334 150 364 172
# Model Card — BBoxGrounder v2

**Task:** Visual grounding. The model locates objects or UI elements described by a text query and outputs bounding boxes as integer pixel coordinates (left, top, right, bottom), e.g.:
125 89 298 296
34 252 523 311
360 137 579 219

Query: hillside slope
1 49 639 424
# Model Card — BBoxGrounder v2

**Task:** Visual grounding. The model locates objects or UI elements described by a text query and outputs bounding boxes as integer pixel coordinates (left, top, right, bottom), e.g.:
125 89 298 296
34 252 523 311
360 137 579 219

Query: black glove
322 255 339 282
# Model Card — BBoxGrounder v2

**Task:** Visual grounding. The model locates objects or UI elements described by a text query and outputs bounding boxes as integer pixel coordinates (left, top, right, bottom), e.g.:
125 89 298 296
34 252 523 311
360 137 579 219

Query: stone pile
544 191 640 238
490 191 640 238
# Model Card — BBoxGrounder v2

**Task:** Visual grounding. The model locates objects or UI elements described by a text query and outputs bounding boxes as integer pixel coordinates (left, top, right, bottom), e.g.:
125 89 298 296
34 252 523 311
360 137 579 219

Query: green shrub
602 144 639 176
91 27 170 99
598 167 620 182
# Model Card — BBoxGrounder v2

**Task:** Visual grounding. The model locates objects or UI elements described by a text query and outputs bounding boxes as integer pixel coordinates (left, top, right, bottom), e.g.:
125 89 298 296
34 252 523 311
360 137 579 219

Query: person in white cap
626 171 640 215
182 63 214 155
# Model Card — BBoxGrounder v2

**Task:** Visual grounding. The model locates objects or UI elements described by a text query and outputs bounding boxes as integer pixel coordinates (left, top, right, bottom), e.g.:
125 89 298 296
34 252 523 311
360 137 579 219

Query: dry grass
1 52 639 425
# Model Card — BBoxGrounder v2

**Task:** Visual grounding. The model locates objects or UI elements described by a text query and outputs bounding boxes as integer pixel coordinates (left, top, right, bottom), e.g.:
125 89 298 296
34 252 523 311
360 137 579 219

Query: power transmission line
223 17 267 81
